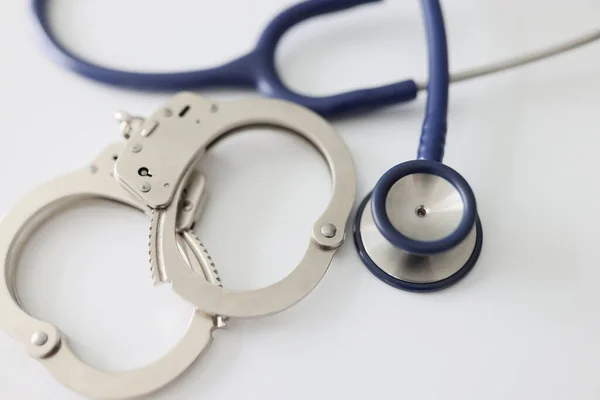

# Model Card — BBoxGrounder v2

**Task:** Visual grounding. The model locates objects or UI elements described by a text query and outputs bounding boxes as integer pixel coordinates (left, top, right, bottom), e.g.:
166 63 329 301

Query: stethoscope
32 0 600 119
353 0 481 292
32 0 600 292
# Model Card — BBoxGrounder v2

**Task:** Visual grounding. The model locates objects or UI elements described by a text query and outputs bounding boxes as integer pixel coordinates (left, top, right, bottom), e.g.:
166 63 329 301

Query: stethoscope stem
416 0 449 162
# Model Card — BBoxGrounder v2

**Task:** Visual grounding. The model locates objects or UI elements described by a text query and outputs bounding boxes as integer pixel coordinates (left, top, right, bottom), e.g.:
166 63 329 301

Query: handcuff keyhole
415 205 427 218
138 167 152 177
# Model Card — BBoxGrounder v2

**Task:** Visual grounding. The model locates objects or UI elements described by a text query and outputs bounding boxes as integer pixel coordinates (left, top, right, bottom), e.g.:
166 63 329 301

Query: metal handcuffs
0 143 225 399
114 93 356 318
0 93 355 397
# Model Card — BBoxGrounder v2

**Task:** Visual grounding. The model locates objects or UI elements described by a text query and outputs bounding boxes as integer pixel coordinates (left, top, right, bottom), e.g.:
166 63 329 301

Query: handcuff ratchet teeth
0 142 224 399
114 92 357 318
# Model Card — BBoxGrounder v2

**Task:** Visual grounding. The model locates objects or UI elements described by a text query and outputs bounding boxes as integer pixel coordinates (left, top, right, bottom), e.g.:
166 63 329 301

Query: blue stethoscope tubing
31 0 600 118
353 0 482 292
31 0 419 118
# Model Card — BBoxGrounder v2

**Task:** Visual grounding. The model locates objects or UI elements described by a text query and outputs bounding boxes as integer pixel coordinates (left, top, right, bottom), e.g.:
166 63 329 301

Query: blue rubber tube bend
416 0 449 162
30 0 419 118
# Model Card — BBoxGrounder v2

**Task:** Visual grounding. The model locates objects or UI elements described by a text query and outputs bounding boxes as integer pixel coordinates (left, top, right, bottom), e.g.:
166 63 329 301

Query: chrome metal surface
115 93 356 318
385 173 464 241
31 331 48 346
141 119 159 137
320 223 337 238
175 169 206 233
362 198 477 284
0 143 223 400
140 182 151 192
179 230 229 329
114 111 145 140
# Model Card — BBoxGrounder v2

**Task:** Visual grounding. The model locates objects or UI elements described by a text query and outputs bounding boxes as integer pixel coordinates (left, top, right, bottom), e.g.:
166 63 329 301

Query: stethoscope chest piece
353 160 483 292
353 0 483 292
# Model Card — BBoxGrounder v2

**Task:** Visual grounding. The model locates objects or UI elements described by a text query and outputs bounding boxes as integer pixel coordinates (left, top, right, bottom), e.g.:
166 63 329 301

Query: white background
1 1 600 399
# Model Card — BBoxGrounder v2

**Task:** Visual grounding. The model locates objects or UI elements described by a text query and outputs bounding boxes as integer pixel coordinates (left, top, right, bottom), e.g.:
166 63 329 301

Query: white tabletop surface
1 1 600 399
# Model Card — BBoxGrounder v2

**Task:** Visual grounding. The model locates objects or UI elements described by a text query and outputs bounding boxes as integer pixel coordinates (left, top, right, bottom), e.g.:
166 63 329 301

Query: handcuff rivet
30 331 48 346
132 143 143 153
140 182 152 192
321 223 337 238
